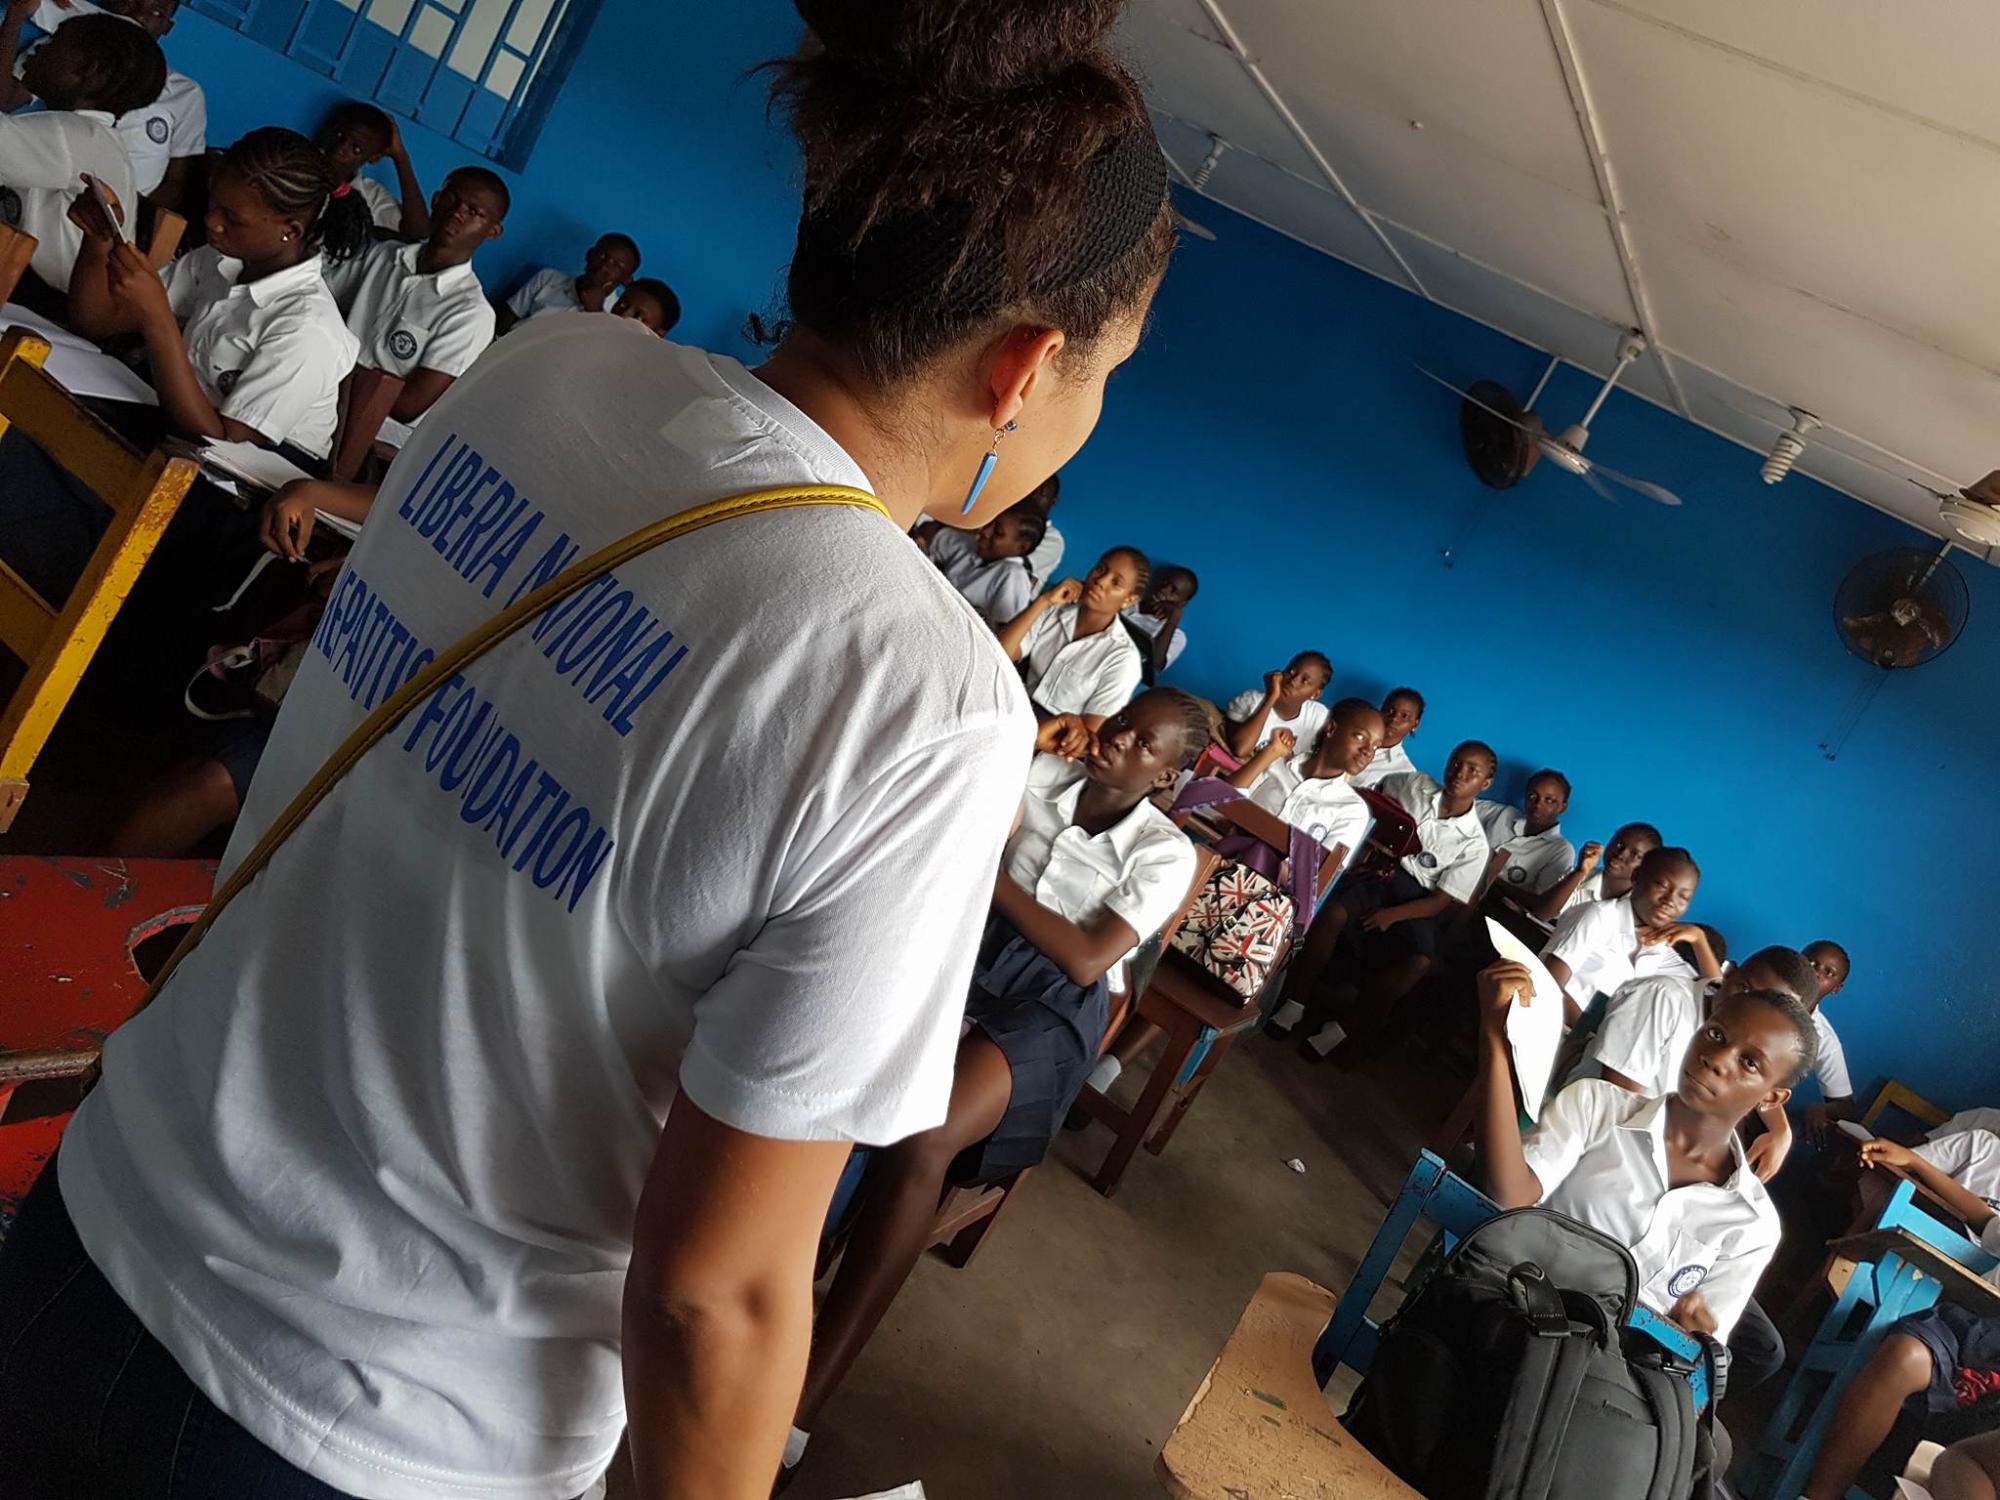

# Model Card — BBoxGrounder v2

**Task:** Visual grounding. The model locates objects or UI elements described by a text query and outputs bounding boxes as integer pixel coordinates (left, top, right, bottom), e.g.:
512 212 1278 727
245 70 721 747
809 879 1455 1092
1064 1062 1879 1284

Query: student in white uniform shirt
1223 650 1332 759
1291 740 1494 1057
1476 769 1578 901
330 165 506 443
1121 562 1195 680
0 6 158 293
1531 819 1661 922
926 501 1045 626
1227 695 1382 866
495 230 639 333
787 690 1205 1468
315 98 427 239
1351 685 1424 789
1475 957 1813 1343
68 125 362 459
0 12 1180 1491
997 544 1148 730
1797 939 1859 1136
1019 470 1064 579
1540 845 1709 1025
14 0 202 210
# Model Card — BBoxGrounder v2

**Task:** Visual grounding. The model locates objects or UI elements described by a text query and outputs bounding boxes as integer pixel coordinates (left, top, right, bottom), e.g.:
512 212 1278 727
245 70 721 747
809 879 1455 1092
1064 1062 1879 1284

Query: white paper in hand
1485 917 1566 1121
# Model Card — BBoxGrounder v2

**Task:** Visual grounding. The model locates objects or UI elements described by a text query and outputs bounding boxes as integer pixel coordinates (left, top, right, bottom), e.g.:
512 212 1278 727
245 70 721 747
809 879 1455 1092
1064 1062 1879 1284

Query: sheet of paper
1486 917 1566 1121
1837 1118 1876 1143
2 303 159 406
198 439 312 495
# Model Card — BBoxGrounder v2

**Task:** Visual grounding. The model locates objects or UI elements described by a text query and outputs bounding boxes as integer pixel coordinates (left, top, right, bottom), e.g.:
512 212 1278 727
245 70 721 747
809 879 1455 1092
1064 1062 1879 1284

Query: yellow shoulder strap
140 482 887 1008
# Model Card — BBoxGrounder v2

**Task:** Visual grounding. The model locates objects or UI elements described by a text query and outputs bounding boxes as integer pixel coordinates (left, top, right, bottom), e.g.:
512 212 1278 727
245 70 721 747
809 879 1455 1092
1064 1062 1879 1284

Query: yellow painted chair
0 327 199 831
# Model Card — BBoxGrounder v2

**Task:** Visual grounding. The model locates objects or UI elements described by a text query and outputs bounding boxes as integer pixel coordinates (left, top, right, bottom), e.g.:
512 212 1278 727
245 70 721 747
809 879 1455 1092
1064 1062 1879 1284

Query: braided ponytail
221 127 372 265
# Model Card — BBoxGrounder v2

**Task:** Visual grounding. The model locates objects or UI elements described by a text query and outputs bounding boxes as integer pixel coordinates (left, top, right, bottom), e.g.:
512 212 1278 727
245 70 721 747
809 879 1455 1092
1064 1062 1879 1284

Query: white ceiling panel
1192 139 1414 289
1117 5 1321 182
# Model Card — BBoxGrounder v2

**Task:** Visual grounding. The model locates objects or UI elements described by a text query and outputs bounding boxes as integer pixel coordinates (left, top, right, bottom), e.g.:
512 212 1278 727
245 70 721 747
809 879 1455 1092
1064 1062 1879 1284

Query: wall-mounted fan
1418 333 1685 509
1820 544 1970 758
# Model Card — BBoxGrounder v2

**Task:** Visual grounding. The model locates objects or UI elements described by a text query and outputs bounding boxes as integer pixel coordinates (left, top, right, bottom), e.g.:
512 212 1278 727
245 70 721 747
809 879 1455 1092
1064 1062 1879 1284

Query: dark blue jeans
0 1155 356 1498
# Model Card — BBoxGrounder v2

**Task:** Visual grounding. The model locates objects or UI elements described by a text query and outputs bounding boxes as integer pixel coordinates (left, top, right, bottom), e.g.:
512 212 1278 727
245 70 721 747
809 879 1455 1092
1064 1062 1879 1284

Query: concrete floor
779 1038 1458 1500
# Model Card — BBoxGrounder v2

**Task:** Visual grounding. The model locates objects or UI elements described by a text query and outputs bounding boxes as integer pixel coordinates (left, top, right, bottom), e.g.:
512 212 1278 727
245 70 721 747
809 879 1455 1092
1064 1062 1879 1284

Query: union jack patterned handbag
1169 861 1295 998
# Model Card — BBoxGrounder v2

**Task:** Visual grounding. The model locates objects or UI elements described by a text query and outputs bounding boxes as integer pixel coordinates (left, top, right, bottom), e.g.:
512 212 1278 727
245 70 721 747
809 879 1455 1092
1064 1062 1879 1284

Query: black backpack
1342 1207 1722 1500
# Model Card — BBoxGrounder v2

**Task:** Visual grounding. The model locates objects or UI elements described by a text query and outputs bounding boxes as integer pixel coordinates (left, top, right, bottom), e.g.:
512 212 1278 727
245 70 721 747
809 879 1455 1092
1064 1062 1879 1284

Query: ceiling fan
1166 133 1223 242
1417 333 1683 507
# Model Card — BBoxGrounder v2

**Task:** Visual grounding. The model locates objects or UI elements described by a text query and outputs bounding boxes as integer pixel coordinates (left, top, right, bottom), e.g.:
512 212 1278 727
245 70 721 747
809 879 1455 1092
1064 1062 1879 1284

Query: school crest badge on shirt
1666 1263 1708 1298
146 116 170 144
216 369 241 395
389 329 421 362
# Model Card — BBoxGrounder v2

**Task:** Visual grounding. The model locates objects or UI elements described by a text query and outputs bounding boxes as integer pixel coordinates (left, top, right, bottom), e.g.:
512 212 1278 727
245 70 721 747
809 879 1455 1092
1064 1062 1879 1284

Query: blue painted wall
165 3 2000 1109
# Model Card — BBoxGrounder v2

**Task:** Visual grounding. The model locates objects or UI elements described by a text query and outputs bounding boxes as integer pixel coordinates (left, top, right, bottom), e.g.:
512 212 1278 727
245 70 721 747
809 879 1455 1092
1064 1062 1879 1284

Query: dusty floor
774 1038 1457 1500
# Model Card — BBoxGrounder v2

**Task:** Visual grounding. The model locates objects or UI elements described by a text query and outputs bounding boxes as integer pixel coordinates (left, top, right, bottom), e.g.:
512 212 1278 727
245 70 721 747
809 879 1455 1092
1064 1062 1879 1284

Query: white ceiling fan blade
1171 208 1216 242
1411 365 1541 436
1588 461 1683 507
1577 466 1618 504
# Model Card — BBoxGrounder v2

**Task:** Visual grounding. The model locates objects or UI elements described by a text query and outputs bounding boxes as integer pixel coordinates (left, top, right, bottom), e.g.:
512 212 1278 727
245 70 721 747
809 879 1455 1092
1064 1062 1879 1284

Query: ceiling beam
1191 0 1431 300
1537 0 1693 419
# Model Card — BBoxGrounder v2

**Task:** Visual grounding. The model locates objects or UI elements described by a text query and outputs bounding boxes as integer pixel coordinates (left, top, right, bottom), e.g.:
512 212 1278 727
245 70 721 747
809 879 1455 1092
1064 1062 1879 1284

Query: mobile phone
79 174 124 243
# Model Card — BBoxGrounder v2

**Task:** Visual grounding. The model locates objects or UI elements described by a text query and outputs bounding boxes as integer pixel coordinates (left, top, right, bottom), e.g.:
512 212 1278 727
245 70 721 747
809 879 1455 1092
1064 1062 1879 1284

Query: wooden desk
1830 1228 2000 1315
1158 1272 1418 1500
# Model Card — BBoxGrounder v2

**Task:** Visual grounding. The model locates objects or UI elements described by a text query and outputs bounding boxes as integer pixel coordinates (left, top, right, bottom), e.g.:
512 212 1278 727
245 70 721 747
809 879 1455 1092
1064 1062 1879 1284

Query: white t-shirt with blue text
59 320 1034 1499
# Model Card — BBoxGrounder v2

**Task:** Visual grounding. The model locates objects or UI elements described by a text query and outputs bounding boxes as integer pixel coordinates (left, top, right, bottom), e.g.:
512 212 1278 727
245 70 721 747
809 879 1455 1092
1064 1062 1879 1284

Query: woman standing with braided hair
68 124 365 460
0 3 1176 1497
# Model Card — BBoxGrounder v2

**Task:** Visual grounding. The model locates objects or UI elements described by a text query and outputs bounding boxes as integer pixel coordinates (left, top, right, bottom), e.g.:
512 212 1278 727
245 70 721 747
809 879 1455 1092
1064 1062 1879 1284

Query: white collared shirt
1018 601 1143 721
1223 688 1329 755
1561 867 1606 916
1352 738 1416 790
353 172 400 230
1542 893 1696 1009
1006 754 1197 993
335 240 496 380
24 2 205 196
1589 973 1717 1097
1025 519 1064 581
1524 1080 1780 1338
1120 606 1186 669
504 265 622 321
1810 1009 1850 1099
929 527 1033 626
1476 802 1577 896
165 247 359 457
1917 1129 2000 1221
0 106 129 291
1376 771 1489 903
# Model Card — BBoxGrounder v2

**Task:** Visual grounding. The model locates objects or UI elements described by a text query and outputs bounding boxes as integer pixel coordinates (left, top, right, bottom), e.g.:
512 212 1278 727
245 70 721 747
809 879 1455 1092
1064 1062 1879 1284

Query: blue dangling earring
960 421 1017 514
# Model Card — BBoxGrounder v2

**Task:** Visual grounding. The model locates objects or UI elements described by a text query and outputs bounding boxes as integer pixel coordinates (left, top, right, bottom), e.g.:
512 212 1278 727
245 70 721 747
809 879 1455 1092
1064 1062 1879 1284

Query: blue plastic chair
1312 1149 1713 1411
1741 1177 1999 1500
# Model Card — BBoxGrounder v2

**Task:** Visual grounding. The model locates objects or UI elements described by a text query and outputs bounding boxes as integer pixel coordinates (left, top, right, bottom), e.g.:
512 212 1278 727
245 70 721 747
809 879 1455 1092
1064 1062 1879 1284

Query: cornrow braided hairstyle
222 127 371 265
1143 686 1215 771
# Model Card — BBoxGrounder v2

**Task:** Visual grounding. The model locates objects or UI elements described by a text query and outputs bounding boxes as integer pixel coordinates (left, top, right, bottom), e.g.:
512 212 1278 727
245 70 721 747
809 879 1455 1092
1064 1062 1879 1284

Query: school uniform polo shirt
25 3 205 197
1019 601 1144 721
1560 867 1606 916
505 265 621 321
0 106 129 290
1476 802 1577 896
1223 688 1329 755
353 171 399 230
1120 606 1186 669
165 246 358 457
1541 893 1697 1010
1006 754 1197 993
928 526 1033 626
1589 973 1717 1097
340 240 496 381
1525 1080 1780 1338
1376 771 1488 904
1026 519 1064 581
1352 738 1416 790
1809 1009 1850 1099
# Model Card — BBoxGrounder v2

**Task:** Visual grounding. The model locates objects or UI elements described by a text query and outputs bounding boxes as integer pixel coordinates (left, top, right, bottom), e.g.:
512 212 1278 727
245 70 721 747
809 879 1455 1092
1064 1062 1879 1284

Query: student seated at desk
328 165 506 438
0 5 161 295
1351 686 1423 789
610 276 678 336
67 127 362 458
10 0 203 213
927 501 1045 626
1121 563 1196 681
1222 650 1333 759
495 231 640 333
1804 1140 2000 1500
1540 845 1708 1026
1226 695 1382 866
1292 740 1494 1058
315 99 426 240
1475 769 1577 902
1475 958 1812 1343
1797 939 1858 1139
782 689 1207 1479
1530 819 1662 921
996 545 1147 729
1588 946 1819 1103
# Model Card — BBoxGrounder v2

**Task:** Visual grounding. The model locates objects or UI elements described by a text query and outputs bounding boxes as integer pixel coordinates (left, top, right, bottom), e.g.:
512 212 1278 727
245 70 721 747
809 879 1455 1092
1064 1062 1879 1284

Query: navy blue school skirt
961 918 1110 1184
